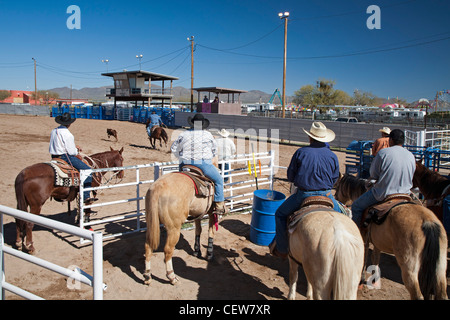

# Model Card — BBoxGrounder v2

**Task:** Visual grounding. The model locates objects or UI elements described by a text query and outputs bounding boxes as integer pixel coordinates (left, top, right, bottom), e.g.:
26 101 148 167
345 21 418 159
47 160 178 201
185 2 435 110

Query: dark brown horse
14 147 124 253
413 160 450 223
148 126 168 149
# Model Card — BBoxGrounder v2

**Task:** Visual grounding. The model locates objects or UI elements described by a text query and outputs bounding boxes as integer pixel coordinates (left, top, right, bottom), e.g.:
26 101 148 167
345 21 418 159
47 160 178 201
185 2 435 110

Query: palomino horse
335 173 448 300
148 126 168 149
14 147 124 253
144 168 218 285
287 198 364 300
412 160 450 223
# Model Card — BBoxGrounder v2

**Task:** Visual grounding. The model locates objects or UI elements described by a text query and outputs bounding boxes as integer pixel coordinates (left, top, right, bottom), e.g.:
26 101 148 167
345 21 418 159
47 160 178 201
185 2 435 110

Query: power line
197 32 450 61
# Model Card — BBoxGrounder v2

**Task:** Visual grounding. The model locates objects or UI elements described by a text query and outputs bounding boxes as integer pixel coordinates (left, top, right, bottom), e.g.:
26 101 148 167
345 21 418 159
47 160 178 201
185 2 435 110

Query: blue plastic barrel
250 189 286 246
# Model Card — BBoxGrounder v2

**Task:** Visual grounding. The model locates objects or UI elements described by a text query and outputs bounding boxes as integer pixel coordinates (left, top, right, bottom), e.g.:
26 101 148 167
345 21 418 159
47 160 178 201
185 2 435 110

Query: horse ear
110 146 114 152
119 147 124 154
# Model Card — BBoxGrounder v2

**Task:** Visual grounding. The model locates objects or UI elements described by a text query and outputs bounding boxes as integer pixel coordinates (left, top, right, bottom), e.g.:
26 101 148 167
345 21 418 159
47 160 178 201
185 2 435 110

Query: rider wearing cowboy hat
49 112 97 205
269 121 341 258
170 113 227 215
372 127 391 156
215 129 236 183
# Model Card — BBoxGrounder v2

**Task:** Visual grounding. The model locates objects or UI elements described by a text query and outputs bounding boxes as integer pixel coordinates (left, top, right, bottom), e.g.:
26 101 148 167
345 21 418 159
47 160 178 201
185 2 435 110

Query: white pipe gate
0 205 104 300
79 150 276 242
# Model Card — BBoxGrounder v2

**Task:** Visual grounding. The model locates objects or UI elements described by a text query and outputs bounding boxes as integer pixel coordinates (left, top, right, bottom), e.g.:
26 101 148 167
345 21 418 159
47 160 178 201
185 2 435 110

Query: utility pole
188 36 195 112
279 12 289 118
32 57 37 105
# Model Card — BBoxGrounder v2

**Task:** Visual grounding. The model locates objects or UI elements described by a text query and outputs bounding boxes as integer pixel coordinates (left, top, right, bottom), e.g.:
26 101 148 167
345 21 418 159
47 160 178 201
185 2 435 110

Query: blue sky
0 0 449 102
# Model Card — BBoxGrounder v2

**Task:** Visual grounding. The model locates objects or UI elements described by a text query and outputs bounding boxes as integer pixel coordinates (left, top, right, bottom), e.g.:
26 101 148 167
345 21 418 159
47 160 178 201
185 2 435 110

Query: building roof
101 70 179 81
193 87 248 94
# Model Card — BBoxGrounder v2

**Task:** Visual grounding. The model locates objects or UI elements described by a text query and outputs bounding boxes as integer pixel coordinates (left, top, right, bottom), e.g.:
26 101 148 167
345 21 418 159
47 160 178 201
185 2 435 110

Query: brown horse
288 205 364 300
143 169 217 285
335 173 448 300
14 147 124 253
148 126 168 149
412 160 450 223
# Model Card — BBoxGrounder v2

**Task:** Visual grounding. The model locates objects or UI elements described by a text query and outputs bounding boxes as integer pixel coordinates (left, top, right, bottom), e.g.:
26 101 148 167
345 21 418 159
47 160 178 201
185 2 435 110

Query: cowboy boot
212 201 228 215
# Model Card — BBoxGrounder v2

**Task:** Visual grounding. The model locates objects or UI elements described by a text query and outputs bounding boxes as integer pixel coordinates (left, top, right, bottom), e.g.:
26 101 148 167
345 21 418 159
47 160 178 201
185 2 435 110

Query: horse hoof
15 241 22 249
193 250 201 258
207 253 214 261
167 270 179 285
143 272 152 285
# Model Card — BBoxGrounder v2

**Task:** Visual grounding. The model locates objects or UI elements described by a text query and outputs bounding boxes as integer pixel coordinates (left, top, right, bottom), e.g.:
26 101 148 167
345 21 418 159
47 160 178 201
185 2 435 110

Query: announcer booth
194 87 247 115
102 70 179 119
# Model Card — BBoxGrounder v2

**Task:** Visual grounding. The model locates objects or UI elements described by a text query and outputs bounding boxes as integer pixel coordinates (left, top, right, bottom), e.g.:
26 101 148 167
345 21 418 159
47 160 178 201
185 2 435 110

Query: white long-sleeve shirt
171 129 217 162
49 126 78 156
215 137 236 161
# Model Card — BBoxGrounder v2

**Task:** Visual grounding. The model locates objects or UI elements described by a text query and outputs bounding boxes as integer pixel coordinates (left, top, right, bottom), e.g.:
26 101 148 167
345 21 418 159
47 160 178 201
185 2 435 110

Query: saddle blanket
178 166 214 198
287 196 335 234
46 160 81 187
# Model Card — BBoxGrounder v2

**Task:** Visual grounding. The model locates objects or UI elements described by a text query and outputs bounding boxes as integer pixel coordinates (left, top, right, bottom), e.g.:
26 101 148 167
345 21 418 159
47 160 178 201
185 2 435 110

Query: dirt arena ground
0 114 447 301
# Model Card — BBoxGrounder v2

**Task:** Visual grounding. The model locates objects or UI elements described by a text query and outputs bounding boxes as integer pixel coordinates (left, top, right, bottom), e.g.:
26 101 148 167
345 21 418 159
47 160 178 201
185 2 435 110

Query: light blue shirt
369 145 416 201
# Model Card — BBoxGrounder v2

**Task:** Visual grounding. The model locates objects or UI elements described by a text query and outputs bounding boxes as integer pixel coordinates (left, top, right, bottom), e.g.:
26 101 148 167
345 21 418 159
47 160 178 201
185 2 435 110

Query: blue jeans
351 189 378 228
273 189 341 254
60 154 93 200
218 162 230 183
180 160 224 202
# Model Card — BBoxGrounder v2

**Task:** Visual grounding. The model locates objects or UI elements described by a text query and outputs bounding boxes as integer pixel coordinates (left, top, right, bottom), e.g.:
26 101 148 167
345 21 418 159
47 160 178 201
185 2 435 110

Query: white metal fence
79 151 276 242
0 205 104 300
405 129 450 150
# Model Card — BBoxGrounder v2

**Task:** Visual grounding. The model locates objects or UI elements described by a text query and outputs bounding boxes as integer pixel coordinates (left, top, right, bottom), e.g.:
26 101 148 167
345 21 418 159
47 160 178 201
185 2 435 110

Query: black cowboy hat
55 112 76 126
187 113 210 130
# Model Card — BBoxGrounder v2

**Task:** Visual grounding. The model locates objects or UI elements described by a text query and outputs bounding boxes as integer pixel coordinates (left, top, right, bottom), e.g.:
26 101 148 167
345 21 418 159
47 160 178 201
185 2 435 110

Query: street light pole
136 54 143 70
32 57 37 106
188 36 195 112
102 59 109 72
278 12 289 118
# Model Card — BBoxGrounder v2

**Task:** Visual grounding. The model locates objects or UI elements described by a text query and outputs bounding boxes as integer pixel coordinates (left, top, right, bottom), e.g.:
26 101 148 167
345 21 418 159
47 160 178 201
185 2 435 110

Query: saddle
46 158 81 187
362 193 420 228
178 165 215 198
288 196 335 234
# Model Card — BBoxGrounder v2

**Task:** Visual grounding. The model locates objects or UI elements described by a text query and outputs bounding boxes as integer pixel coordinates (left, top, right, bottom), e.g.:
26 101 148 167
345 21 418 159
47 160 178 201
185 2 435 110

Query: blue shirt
149 113 162 126
287 141 339 191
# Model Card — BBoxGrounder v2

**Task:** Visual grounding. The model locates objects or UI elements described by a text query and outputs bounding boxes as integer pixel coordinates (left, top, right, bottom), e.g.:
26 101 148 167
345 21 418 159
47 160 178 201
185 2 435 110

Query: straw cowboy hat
379 127 391 135
187 113 210 130
302 121 335 143
55 112 76 126
218 129 230 138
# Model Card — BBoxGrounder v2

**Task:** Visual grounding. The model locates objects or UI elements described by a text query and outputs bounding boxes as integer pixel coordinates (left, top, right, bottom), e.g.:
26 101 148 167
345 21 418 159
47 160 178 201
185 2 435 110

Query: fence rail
0 205 104 300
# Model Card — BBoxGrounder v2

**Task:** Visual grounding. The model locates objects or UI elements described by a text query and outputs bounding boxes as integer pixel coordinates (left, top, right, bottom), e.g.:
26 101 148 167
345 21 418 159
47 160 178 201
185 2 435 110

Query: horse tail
15 170 28 212
162 129 168 144
145 187 160 251
418 221 443 299
330 218 364 300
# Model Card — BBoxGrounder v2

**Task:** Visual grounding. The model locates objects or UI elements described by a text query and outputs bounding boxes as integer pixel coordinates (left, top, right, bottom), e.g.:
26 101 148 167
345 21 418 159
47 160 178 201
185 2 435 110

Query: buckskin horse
143 165 218 285
334 173 448 300
412 160 450 224
14 147 124 253
286 195 364 300
148 126 168 149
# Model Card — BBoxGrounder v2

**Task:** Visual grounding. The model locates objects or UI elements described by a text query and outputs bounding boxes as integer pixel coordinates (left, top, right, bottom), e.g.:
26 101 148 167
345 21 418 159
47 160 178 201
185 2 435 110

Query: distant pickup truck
335 117 359 123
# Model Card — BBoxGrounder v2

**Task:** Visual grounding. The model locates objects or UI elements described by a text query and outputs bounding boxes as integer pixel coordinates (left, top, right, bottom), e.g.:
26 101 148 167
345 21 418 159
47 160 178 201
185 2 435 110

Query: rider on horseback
350 129 416 228
49 112 97 205
170 113 227 215
146 111 164 136
269 122 341 259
